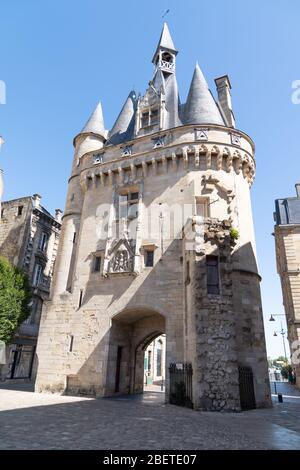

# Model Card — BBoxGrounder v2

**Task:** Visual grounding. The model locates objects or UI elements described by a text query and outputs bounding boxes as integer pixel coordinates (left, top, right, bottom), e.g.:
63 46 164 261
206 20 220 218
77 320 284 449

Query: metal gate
238 366 256 410
7 344 36 379
169 363 193 408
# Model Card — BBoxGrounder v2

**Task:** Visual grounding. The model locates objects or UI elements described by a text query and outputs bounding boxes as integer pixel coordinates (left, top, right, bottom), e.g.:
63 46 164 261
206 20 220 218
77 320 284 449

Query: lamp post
269 314 288 363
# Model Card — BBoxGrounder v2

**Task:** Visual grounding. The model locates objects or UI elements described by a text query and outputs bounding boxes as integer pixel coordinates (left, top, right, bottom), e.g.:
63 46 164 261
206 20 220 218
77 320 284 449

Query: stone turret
51 102 107 298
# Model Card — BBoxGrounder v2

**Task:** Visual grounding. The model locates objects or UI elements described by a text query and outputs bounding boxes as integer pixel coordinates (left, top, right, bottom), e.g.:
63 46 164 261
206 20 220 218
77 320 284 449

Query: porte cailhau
35 23 271 411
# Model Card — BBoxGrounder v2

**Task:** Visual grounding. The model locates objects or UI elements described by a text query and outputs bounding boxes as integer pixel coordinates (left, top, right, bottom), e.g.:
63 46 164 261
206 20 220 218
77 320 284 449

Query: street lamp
269 314 288 363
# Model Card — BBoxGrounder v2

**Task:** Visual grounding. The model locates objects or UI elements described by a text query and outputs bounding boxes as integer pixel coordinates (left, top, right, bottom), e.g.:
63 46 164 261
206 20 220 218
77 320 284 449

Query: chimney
296 183 300 198
32 193 41 208
214 75 235 128
55 209 63 223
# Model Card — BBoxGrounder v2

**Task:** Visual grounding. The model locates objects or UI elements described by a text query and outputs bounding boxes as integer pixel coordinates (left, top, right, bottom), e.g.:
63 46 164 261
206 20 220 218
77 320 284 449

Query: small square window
145 250 154 267
94 256 101 272
129 192 139 201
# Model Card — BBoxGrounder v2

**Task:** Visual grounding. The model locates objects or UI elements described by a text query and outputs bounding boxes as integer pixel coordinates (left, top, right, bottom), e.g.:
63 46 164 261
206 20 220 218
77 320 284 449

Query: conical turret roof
107 91 137 145
184 63 224 126
80 101 106 136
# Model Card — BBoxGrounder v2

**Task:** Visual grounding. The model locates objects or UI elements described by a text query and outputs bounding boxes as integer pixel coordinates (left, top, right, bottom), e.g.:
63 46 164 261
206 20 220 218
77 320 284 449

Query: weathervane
162 9 170 19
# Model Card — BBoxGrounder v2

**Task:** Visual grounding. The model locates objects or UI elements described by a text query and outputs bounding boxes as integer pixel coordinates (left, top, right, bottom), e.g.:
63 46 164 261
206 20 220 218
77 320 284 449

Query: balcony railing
160 60 174 71
18 322 39 337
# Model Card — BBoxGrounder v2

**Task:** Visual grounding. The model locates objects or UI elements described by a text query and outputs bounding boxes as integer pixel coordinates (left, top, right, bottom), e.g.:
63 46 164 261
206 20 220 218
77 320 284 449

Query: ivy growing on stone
0 256 32 344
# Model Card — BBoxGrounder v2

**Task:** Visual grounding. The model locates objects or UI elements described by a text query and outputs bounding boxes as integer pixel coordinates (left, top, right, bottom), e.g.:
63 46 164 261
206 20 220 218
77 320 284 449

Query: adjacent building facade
0 194 61 380
35 24 271 411
274 184 300 389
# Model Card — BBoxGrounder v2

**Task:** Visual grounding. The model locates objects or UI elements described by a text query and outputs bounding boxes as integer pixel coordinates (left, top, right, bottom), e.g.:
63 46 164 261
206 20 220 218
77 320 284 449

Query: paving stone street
0 382 300 450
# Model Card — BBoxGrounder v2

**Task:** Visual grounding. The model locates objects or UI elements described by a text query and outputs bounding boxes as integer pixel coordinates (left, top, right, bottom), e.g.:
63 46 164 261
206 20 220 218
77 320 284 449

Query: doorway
143 334 166 394
108 307 166 398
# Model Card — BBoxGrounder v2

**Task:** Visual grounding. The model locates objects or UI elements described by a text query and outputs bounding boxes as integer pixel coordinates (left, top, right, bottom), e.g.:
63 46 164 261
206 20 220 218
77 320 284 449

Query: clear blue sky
1 0 299 358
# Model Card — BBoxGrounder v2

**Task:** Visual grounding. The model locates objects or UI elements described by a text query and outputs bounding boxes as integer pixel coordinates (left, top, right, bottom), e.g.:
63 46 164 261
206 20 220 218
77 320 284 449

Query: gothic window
32 263 43 287
206 255 220 295
117 191 139 220
145 250 154 267
39 232 48 252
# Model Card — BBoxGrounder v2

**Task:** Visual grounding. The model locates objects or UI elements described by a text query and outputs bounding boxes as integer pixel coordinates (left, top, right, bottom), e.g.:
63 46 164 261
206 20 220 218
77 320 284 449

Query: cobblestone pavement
0 382 300 450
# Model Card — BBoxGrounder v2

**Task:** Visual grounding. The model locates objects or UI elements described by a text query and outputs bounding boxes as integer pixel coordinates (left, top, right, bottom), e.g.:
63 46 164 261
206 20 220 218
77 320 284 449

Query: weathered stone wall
0 197 32 267
275 225 300 390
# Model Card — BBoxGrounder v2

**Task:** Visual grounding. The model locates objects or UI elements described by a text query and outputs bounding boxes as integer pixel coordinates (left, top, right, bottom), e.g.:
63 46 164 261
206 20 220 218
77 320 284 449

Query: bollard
278 393 283 403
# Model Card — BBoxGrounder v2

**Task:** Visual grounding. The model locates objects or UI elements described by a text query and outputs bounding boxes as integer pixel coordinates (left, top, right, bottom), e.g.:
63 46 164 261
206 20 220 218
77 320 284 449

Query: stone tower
35 24 271 411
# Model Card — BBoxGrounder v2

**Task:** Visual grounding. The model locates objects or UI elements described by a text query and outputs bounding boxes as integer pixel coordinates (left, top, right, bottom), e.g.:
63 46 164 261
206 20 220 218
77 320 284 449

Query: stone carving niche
107 239 135 274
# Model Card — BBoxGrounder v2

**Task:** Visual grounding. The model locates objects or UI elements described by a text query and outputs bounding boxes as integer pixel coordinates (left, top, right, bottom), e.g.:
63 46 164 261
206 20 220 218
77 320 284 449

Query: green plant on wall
230 227 240 240
0 256 32 344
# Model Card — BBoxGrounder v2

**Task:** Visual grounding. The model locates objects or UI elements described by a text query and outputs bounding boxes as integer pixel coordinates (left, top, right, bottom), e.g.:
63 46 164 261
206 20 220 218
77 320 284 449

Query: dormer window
140 107 159 128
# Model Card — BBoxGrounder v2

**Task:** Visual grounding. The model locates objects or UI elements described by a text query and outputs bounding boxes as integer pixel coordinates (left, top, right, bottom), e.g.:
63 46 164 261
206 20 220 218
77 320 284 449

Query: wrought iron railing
169 362 193 408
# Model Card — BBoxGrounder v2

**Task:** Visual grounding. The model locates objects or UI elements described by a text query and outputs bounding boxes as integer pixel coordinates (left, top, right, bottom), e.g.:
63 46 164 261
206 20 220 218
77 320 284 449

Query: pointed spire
80 101 106 136
184 63 225 126
158 22 176 51
152 23 178 64
107 91 137 145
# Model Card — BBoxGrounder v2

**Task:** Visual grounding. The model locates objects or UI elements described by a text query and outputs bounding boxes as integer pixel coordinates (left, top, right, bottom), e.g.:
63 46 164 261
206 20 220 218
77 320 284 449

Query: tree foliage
0 256 32 344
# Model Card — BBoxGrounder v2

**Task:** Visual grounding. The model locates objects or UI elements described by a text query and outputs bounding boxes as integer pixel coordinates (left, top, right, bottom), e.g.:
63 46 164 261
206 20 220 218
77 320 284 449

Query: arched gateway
35 23 271 411
109 308 165 395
